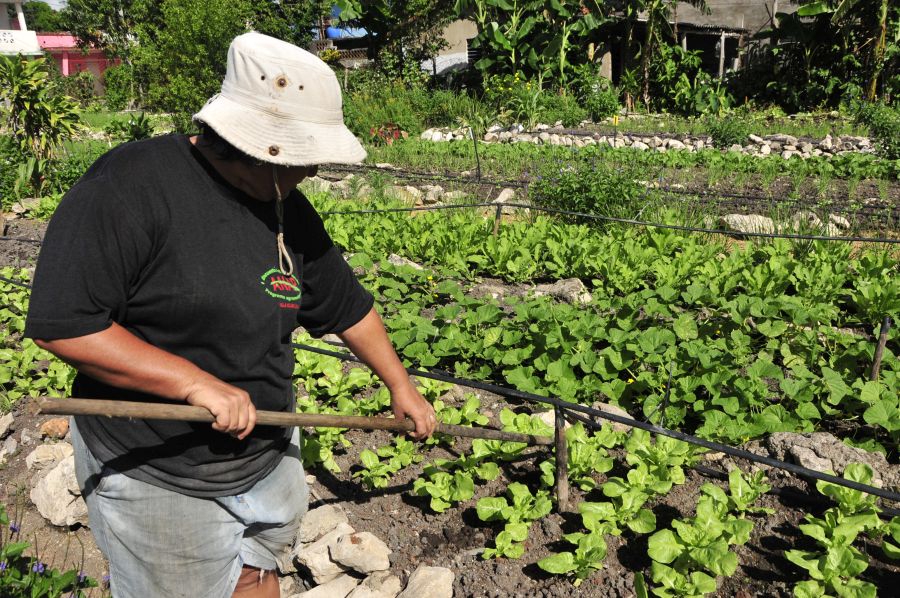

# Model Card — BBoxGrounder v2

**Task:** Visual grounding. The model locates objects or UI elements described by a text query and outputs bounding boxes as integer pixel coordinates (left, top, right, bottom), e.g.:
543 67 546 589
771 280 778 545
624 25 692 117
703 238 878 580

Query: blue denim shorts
71 419 309 598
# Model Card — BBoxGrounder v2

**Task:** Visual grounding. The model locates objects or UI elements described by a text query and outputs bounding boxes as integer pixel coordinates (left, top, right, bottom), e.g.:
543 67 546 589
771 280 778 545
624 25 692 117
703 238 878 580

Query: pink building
38 33 119 89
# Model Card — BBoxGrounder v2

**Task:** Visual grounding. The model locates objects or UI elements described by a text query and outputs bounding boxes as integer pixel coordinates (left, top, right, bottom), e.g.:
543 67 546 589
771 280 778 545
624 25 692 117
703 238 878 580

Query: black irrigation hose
0 275 32 290
0 236 42 245
292 341 900 503
317 200 900 244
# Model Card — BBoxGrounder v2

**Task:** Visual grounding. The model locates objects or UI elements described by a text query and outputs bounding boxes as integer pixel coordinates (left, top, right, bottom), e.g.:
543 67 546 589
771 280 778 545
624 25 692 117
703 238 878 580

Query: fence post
870 316 892 381
492 203 502 237
471 126 482 181
555 406 569 513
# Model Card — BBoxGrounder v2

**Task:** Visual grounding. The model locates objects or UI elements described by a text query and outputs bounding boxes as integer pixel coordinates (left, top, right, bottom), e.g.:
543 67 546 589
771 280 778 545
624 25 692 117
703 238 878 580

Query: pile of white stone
419 124 874 160
284 504 453 598
304 175 519 207
3 414 454 598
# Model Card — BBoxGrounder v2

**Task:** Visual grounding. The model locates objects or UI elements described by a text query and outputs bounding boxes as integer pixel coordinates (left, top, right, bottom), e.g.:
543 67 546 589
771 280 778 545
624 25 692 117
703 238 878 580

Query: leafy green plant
476 482 552 559
354 436 422 489
537 528 607 586
785 464 882 598
0 56 83 163
412 449 500 513
706 113 751 149
647 491 754 596
104 113 154 142
0 503 97 597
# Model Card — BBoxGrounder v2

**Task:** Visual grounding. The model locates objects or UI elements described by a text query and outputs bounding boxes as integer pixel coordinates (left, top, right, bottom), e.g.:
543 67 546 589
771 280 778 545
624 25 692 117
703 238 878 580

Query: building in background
0 1 42 56
37 33 118 91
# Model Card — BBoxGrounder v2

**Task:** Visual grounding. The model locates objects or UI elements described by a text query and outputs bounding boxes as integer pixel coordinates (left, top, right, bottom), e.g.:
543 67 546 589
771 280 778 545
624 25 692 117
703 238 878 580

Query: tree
21 1 64 32
61 0 161 61
136 0 251 131
335 0 457 75
250 0 330 49
799 0 899 100
634 0 709 109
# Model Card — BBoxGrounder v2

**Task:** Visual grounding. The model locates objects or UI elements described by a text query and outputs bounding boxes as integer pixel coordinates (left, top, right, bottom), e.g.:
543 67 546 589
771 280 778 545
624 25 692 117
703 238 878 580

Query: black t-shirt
25 135 373 497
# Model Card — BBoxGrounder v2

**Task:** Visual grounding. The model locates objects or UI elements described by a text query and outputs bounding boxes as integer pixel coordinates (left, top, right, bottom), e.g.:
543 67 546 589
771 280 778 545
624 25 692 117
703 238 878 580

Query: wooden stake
38 398 554 446
555 406 570 513
870 316 892 381
492 203 503 237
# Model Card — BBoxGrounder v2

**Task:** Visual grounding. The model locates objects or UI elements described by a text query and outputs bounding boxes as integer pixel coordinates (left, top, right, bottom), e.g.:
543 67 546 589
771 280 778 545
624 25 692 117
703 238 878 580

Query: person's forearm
35 322 208 399
35 322 215 399
337 308 413 391
338 307 436 438
34 323 256 438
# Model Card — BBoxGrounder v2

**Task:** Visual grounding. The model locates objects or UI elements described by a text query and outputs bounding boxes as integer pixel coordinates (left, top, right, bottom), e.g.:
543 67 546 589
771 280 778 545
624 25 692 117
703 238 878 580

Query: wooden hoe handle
38 398 554 446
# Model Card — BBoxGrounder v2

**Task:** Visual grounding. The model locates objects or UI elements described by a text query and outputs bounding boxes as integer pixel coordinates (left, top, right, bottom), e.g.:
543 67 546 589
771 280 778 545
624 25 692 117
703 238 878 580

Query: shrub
531 148 648 219
0 56 83 160
855 102 900 159
45 140 109 194
61 71 96 107
104 112 154 142
571 65 619 121
537 93 589 128
706 114 751 149
344 82 424 140
102 63 136 111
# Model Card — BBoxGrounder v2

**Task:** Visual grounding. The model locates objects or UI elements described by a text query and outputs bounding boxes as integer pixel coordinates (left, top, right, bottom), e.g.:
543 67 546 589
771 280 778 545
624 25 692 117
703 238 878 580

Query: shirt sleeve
24 177 155 341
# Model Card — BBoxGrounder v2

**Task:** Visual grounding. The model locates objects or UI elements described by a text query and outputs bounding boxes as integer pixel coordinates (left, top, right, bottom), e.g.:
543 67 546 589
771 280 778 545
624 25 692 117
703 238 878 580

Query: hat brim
194 94 367 167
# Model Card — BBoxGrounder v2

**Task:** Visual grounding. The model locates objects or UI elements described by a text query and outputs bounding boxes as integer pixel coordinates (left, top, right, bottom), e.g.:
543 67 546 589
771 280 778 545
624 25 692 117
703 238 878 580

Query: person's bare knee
232 565 279 598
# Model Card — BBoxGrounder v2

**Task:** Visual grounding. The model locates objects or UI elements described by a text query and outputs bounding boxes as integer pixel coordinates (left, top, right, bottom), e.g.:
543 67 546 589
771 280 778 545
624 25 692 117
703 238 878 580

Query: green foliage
854 101 900 159
0 503 97 597
336 0 455 72
530 150 648 219
0 269 74 413
706 113 751 149
0 56 83 162
354 436 422 489
20 1 66 32
537 528 607 586
138 0 250 133
456 0 607 89
571 65 620 121
60 71 96 107
477 482 552 559
102 64 137 111
785 464 884 598
104 113 154 142
536 93 589 127
647 481 756 597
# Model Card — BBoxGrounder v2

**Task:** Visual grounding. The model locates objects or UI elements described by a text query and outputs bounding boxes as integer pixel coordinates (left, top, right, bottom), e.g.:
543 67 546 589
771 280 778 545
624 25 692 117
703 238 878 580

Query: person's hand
390 381 436 440
184 376 257 440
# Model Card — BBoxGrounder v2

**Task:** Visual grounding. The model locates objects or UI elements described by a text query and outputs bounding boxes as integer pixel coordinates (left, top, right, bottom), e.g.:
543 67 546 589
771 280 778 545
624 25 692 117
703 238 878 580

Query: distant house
38 33 119 91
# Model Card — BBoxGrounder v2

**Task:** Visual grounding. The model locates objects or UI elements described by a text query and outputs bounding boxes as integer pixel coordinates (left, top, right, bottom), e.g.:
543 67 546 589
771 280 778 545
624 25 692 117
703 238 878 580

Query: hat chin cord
272 165 295 277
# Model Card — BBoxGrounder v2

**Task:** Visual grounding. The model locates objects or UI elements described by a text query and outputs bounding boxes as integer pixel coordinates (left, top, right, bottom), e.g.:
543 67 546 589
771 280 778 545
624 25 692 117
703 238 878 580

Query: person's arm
337 308 436 439
34 323 256 439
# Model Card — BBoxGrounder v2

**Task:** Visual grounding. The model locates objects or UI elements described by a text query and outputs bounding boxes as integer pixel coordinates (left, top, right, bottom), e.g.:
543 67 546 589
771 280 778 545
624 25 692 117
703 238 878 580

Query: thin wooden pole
870 316 892 381
554 406 570 513
38 398 554 446
492 203 503 236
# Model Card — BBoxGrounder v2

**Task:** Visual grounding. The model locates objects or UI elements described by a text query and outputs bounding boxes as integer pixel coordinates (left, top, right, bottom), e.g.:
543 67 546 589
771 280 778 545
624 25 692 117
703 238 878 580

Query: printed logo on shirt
260 268 301 310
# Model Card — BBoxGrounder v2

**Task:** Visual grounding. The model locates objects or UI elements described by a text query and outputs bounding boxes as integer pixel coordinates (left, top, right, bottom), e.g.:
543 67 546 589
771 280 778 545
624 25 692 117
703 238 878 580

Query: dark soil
0 217 45 270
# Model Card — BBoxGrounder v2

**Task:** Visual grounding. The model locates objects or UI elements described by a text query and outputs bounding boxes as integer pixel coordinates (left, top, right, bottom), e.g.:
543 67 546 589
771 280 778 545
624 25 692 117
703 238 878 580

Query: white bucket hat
194 31 366 166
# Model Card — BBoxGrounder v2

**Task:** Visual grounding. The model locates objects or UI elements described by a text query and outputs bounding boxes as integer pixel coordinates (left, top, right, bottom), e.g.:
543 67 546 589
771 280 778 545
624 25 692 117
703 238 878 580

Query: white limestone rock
294 522 355 584
533 278 592 305
493 188 516 204
397 566 454 598
26 442 74 471
298 505 350 544
0 412 13 439
719 214 776 235
292 574 360 598
30 455 88 527
330 532 391 574
348 571 403 598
